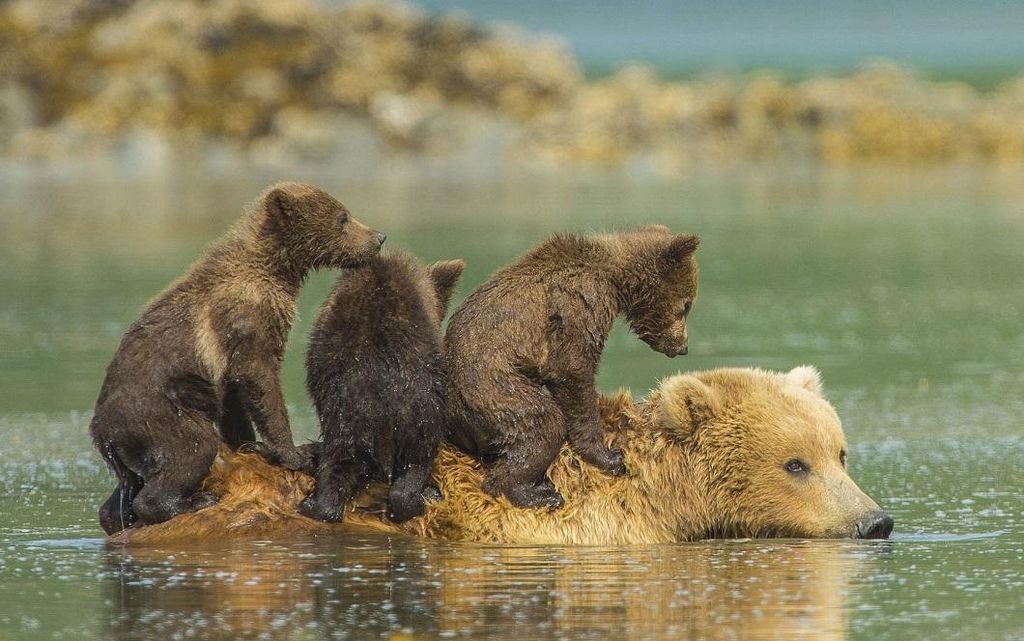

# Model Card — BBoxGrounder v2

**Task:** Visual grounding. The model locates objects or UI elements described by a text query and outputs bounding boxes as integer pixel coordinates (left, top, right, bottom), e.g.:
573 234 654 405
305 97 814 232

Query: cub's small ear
658 373 721 436
429 259 465 317
786 365 823 396
661 234 700 265
263 185 296 219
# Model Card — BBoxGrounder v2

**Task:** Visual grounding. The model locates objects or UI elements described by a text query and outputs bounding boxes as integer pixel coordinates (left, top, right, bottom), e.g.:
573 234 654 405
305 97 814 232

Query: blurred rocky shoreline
3 0 1024 174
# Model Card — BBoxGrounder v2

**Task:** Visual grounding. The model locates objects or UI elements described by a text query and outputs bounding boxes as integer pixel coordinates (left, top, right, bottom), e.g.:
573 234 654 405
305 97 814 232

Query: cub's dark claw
388 485 429 522
421 484 443 503
188 491 219 512
605 448 627 476
298 497 344 523
274 447 316 474
587 446 627 476
504 480 565 510
296 442 321 468
387 501 426 523
244 442 316 473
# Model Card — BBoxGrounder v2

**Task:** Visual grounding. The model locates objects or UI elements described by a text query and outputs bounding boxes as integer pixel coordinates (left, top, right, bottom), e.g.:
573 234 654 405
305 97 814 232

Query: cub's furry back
302 250 464 522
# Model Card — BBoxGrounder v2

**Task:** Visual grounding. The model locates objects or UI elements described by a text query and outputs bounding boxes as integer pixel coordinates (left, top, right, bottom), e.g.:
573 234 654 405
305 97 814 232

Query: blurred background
1 1 1022 640
3 0 1024 170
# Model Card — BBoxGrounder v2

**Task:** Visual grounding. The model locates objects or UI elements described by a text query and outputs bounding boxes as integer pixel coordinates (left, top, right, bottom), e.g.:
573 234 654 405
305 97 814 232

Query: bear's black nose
376 231 387 246
855 511 894 539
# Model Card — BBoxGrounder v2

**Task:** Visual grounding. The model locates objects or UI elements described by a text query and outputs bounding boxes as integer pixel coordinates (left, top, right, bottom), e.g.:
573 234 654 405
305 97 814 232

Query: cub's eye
337 211 349 226
839 449 848 467
680 301 692 317
784 459 809 475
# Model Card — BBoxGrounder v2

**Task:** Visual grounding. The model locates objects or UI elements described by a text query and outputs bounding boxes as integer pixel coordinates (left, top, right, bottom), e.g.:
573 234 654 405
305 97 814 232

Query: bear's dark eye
839 449 847 467
337 210 349 226
785 459 809 475
680 301 692 317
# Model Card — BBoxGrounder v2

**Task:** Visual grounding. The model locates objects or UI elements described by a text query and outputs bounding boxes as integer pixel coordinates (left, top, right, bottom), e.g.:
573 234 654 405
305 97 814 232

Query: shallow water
1 165 1022 639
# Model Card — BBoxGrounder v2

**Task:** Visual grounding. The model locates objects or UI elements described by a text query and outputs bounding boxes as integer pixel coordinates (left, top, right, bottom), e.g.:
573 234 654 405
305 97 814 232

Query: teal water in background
406 0 1024 85
1 165 1022 639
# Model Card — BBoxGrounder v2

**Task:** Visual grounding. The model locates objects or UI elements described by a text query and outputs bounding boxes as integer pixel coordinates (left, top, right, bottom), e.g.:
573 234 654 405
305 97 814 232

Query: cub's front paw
604 447 627 476
387 495 427 523
296 442 321 468
298 496 344 523
188 491 219 512
273 446 316 474
421 484 443 503
587 446 627 476
503 480 565 510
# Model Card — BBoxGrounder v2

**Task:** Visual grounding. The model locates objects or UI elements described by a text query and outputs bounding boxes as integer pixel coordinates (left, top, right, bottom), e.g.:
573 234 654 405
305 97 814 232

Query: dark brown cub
445 228 699 508
90 182 385 534
300 250 464 523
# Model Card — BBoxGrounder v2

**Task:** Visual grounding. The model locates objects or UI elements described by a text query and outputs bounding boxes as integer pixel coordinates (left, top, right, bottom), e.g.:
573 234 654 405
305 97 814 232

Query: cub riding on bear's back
90 183 385 534
301 250 465 524
444 227 699 508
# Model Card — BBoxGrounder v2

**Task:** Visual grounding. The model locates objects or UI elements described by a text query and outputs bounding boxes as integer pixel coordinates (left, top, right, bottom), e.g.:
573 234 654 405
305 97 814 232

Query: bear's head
656 366 892 540
258 182 386 270
623 230 699 357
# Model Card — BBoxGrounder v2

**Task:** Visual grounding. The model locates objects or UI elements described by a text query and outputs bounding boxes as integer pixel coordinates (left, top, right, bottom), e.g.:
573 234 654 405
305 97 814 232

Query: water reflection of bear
100 538 439 640
431 543 885 640
100 539 886 640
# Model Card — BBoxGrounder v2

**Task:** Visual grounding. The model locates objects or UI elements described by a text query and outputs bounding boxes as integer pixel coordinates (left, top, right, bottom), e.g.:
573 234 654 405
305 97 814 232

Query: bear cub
91 183 386 535
445 227 699 508
301 250 465 523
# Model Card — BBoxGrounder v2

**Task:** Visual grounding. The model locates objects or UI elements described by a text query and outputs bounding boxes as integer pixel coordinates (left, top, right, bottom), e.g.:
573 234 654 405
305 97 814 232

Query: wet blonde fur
111 367 882 545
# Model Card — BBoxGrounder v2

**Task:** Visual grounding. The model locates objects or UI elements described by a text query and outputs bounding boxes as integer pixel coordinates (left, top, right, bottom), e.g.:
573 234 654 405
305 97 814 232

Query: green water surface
0 165 1021 640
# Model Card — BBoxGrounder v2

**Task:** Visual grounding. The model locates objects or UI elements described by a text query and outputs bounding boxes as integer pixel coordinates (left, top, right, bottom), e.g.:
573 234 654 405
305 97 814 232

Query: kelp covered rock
2 0 1023 170
0 0 578 161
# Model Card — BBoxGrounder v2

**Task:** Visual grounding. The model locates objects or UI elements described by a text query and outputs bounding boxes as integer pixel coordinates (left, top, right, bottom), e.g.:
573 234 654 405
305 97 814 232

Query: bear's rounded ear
786 365 823 396
661 234 700 265
658 373 721 435
429 259 465 317
263 184 296 219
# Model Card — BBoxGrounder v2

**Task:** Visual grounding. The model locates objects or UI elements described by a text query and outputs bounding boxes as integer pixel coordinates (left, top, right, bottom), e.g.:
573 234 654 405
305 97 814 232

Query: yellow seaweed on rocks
2 0 1024 169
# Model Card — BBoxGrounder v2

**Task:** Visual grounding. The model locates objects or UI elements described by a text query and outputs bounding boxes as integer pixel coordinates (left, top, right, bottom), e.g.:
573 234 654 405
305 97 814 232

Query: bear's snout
648 337 688 357
854 510 894 540
661 343 687 357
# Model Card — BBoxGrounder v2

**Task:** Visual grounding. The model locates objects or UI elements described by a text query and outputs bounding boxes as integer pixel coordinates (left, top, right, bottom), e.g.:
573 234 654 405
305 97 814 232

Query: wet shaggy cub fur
301 250 464 523
445 227 700 508
90 182 386 535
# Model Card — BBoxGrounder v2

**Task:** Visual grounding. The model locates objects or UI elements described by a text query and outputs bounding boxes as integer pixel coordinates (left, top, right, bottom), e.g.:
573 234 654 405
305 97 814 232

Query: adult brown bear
108 366 892 545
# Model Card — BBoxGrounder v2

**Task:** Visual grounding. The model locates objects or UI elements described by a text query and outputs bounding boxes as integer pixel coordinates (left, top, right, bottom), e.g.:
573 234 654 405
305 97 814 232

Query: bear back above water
89 183 386 535
302 250 465 523
444 227 699 509
109 366 892 546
